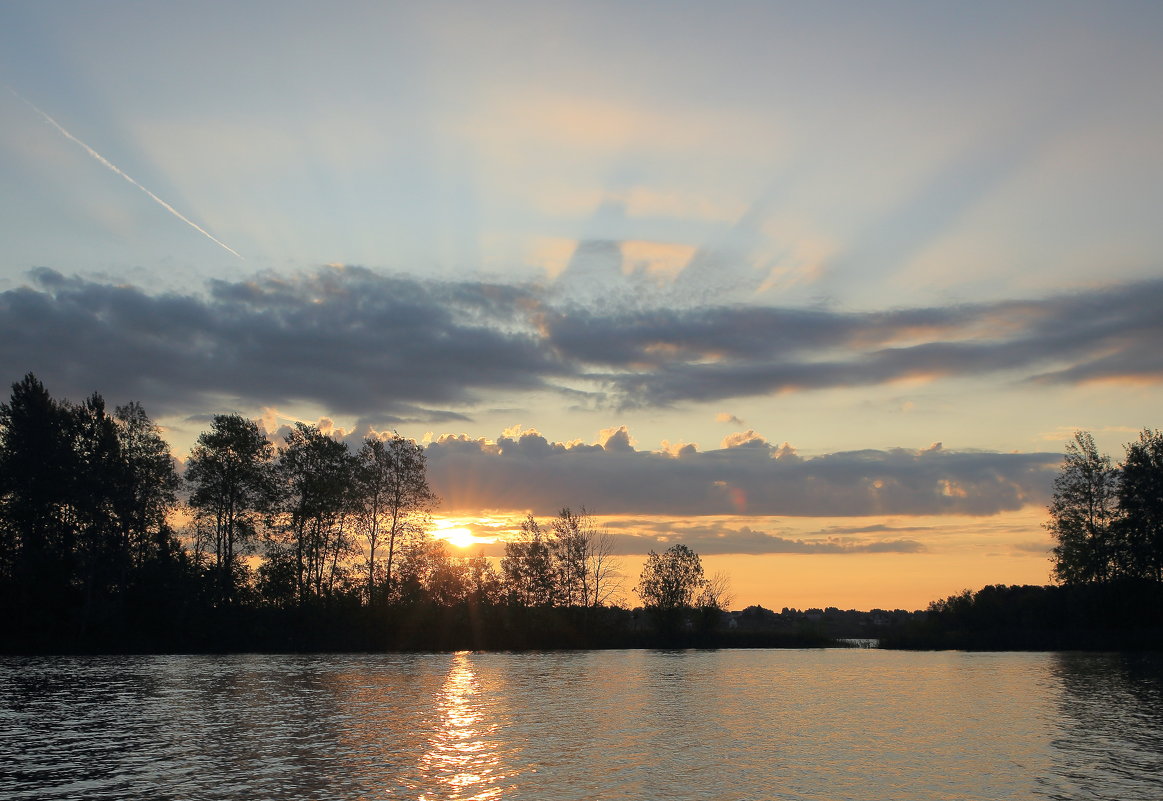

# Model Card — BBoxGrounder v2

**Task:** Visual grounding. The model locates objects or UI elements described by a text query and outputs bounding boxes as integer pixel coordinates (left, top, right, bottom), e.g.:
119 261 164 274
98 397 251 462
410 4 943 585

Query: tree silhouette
114 401 181 571
501 514 557 606
636 543 708 633
0 375 188 639
352 434 436 604
0 374 80 617
273 422 358 606
549 507 622 608
186 414 274 605
1 373 752 652
1047 431 1120 584
1118 429 1163 582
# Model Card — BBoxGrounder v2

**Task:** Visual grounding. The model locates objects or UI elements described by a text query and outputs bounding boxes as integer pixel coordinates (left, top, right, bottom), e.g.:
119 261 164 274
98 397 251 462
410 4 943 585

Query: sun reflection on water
417 652 506 801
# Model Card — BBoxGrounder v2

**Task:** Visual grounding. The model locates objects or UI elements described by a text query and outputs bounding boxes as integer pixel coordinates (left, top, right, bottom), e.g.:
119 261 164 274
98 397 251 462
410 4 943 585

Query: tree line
882 430 1163 650
0 373 754 652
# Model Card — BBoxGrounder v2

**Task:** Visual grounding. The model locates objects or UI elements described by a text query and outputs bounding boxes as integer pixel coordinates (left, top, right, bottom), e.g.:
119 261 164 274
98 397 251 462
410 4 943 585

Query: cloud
425 426 1058 519
2 266 1160 421
603 520 928 556
539 280 1163 406
1012 540 1052 555
720 429 770 449
0 265 567 417
436 515 931 558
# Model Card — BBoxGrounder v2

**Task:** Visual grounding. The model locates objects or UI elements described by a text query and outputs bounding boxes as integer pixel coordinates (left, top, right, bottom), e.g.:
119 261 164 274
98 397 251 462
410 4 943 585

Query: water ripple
1 650 1161 800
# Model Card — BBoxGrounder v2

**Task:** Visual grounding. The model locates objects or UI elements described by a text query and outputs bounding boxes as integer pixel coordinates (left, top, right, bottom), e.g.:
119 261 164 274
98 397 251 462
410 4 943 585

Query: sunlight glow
440 528 478 549
430 517 504 549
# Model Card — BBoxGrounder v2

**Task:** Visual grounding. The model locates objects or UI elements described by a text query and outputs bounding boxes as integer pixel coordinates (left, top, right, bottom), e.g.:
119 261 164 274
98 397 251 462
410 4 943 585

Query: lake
1 649 1161 800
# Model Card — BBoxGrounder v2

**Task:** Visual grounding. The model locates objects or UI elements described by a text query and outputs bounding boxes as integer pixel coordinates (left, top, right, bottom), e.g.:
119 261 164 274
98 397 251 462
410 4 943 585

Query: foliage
886 581 1163 650
0 374 190 638
501 514 557 606
501 508 623 608
352 434 436 605
0 374 741 653
1047 431 1120 583
635 544 707 610
270 422 359 606
1048 429 1163 586
185 414 275 604
114 401 182 569
1117 429 1163 582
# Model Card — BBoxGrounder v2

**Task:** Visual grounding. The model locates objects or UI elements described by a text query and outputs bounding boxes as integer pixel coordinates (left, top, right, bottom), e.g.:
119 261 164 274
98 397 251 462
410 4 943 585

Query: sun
438 528 477 549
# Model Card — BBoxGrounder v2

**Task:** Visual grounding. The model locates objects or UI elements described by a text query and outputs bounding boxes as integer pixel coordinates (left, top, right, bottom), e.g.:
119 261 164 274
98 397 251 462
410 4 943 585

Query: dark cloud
1 266 1160 418
0 266 566 417
543 280 1163 406
426 428 1058 518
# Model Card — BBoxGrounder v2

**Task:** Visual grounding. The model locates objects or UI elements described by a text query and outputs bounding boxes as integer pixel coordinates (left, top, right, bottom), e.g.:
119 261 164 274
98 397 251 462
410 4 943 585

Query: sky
2 1 1162 610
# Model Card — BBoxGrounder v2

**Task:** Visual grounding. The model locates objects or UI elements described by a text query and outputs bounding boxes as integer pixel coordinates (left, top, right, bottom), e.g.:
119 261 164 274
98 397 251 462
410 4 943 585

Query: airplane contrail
9 87 245 260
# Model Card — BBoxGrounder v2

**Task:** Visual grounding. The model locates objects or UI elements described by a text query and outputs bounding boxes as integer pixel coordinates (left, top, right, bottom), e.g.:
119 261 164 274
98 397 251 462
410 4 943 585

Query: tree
0 376 187 634
1118 429 1163 582
393 538 469 606
1047 431 1120 584
186 414 274 604
113 401 181 570
501 514 557 606
273 422 357 606
699 571 733 611
0 374 78 606
549 507 622 608
550 508 589 606
635 544 708 614
464 552 502 607
351 434 436 604
70 392 133 615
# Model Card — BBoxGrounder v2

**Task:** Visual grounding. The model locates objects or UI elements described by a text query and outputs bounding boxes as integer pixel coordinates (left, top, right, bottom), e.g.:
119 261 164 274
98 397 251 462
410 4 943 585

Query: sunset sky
2 2 1161 610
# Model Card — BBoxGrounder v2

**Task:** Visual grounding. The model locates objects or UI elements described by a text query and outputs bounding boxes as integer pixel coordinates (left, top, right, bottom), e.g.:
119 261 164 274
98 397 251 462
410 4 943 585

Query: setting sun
438 528 477 549
429 517 507 551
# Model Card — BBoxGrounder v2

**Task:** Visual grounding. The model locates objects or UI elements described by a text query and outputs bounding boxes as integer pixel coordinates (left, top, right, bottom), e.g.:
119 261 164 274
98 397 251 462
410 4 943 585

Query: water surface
2 649 1161 800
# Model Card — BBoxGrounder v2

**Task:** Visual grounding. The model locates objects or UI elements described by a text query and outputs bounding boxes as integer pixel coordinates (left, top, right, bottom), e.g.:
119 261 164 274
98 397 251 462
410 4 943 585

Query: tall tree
550 508 589 607
273 422 357 605
0 374 78 610
351 434 436 604
1047 431 1121 584
549 507 622 608
70 393 133 615
0 376 186 634
113 401 181 570
186 414 274 604
1118 429 1163 582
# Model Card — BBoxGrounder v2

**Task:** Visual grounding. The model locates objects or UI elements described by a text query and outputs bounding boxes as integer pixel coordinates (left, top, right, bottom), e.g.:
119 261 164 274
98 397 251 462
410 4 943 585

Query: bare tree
699 571 734 611
551 508 623 608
